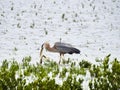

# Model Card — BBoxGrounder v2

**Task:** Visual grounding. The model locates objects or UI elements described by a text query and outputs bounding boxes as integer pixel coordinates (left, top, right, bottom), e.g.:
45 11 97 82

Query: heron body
40 42 80 64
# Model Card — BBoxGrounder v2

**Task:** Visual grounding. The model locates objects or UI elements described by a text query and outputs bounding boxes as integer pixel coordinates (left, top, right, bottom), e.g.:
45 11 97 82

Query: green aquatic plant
30 21 35 28
79 60 91 68
0 55 119 90
89 54 120 90
62 13 65 19
61 75 83 90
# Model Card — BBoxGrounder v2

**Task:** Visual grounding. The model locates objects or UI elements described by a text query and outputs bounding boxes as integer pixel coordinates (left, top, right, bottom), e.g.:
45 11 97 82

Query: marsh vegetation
0 55 120 90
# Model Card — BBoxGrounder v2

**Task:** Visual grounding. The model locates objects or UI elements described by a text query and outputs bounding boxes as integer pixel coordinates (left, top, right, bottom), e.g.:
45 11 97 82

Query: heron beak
40 44 44 57
40 43 44 64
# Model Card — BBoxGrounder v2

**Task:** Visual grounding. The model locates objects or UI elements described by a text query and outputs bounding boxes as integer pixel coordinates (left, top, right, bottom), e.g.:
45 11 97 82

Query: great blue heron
40 42 80 64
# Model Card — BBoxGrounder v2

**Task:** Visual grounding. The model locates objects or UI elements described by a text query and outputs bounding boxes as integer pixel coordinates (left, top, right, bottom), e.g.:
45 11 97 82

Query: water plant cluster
0 54 120 90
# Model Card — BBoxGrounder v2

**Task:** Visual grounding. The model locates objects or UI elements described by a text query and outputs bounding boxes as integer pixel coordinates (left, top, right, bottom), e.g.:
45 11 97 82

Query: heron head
43 42 50 49
40 42 50 56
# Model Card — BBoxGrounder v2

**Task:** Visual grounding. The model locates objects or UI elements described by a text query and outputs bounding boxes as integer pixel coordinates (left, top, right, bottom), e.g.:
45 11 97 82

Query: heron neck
45 45 55 52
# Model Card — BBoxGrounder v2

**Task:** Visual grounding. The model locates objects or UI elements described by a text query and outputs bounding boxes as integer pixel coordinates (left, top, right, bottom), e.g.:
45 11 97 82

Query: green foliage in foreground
0 54 120 90
89 54 120 90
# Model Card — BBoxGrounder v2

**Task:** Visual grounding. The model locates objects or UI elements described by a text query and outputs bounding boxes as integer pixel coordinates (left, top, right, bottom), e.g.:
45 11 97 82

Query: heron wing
54 42 80 54
55 42 73 48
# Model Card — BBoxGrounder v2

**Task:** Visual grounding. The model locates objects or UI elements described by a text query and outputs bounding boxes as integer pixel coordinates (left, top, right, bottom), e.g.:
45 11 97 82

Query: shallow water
0 0 120 64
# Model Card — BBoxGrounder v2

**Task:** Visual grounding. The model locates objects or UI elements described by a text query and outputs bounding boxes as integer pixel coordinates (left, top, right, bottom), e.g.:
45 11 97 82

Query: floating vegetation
1 14 4 17
17 23 21 28
64 31 68 34
44 28 48 35
81 3 84 8
13 47 18 51
11 7 13 11
30 22 35 28
62 13 65 19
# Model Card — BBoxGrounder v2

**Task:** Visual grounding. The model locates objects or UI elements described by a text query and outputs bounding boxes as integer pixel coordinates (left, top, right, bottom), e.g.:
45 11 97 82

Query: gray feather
55 42 73 47
54 42 80 54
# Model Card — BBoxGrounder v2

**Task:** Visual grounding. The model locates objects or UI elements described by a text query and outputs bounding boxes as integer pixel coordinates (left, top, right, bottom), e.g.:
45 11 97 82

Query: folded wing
54 42 80 54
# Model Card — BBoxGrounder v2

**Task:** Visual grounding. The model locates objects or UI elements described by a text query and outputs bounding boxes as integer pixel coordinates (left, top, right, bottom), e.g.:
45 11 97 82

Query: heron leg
59 54 61 64
40 46 44 64
59 53 64 64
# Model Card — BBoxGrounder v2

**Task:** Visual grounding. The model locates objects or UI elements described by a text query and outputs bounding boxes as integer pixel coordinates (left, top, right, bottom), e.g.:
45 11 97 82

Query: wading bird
40 42 80 64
